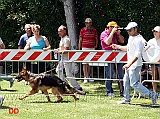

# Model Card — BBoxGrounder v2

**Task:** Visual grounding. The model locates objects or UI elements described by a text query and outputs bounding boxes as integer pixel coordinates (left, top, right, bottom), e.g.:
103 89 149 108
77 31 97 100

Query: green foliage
1 0 160 49
0 0 64 49
74 0 160 43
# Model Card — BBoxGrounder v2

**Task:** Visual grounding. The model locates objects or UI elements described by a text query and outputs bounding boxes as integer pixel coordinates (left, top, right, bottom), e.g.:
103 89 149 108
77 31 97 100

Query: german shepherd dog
15 66 85 102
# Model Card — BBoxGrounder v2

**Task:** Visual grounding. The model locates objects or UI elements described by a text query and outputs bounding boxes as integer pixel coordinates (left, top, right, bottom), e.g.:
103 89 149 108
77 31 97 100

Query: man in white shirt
112 22 158 105
55 25 83 91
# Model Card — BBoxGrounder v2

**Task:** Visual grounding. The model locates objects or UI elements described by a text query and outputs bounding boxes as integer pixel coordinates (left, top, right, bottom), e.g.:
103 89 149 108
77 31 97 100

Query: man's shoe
10 82 14 88
150 91 158 105
118 100 130 104
107 93 115 97
120 92 124 97
0 95 5 106
10 78 15 88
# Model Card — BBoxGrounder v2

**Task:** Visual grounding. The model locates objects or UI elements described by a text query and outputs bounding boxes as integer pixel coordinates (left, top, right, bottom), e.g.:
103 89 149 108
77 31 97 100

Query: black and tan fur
16 66 85 102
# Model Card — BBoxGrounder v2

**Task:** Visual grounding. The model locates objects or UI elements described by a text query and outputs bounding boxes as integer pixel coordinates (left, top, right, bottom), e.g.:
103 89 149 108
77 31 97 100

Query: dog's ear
22 66 27 70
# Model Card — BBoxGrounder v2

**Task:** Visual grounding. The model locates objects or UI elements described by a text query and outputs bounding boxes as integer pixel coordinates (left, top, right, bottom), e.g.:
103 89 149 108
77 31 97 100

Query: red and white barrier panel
0 49 51 61
68 50 127 62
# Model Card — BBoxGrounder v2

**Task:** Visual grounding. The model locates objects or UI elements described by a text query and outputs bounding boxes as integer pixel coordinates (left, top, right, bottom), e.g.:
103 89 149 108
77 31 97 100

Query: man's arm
18 46 22 49
122 57 138 70
95 37 98 49
78 37 82 50
117 30 124 43
111 44 127 52
104 29 116 45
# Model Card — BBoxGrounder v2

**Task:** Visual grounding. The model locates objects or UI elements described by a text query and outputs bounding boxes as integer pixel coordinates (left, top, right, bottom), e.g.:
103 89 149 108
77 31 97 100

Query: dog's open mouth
15 75 25 82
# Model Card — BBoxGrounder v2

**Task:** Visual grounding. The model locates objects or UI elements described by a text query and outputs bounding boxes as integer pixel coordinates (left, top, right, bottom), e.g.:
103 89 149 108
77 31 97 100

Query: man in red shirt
78 18 98 83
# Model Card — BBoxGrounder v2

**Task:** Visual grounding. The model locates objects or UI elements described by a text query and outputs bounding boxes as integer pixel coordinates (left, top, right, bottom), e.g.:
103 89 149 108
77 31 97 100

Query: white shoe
107 93 115 97
118 100 130 104
83 79 88 84
89 80 94 82
88 76 94 82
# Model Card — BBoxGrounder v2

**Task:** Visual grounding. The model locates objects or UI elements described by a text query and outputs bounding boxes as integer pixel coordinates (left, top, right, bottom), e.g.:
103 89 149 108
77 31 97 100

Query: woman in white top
148 26 160 92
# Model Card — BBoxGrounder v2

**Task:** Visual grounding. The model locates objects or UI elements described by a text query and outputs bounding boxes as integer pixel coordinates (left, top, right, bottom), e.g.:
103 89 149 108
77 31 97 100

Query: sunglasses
152 30 159 33
85 22 92 24
127 28 132 32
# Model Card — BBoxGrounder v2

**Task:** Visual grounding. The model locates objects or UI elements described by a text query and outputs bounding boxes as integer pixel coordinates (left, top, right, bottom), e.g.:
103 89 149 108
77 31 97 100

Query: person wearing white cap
111 22 158 105
147 26 160 92
78 18 98 83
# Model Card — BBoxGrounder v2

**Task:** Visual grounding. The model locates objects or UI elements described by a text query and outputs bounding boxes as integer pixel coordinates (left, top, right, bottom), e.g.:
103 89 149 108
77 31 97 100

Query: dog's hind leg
41 90 51 102
19 89 38 100
51 88 63 102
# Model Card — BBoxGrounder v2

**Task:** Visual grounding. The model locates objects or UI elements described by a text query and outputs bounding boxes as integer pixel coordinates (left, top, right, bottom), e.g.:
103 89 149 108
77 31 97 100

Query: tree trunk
63 0 78 50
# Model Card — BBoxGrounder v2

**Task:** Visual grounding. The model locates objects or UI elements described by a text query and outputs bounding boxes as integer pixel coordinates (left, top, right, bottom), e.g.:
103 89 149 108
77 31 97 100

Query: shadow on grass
131 103 160 108
0 89 17 92
0 105 11 109
28 100 71 103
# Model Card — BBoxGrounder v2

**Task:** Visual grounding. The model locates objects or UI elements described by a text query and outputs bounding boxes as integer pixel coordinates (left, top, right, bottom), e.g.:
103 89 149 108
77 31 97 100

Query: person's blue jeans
105 63 124 94
123 66 150 102
0 73 14 83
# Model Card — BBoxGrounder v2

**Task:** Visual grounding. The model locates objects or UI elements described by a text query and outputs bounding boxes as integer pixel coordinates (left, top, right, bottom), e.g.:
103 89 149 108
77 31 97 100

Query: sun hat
107 21 118 27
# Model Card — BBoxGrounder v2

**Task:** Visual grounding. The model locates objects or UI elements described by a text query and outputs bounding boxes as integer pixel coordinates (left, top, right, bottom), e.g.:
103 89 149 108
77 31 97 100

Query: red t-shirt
79 27 98 48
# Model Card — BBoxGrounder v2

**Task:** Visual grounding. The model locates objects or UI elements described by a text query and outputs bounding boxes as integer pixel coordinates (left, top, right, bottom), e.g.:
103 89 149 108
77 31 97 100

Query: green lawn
0 79 160 119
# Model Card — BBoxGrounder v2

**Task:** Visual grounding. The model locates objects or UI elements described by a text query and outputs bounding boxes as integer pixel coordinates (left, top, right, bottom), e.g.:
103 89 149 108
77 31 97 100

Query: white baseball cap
152 26 160 32
125 22 138 30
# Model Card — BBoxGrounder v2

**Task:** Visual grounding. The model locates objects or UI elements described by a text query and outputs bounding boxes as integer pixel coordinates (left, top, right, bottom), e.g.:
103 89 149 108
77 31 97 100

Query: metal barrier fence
1 49 160 95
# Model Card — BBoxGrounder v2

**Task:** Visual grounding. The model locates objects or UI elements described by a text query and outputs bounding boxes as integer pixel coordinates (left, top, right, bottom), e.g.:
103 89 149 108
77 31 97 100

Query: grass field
0 78 160 119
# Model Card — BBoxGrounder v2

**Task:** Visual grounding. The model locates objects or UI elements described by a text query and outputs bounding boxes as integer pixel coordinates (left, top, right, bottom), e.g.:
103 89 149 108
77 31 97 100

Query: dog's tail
64 82 86 95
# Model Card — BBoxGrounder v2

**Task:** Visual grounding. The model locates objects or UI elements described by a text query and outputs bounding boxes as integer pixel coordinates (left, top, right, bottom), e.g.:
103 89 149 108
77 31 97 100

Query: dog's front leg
19 89 38 100
41 90 51 102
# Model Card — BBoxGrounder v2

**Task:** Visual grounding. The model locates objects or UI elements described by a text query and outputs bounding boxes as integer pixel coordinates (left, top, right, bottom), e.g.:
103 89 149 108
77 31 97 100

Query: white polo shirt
127 34 146 69
59 35 71 58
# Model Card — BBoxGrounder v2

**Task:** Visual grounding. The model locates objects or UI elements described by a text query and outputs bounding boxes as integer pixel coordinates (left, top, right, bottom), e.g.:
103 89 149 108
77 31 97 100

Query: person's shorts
150 64 160 68
82 48 95 64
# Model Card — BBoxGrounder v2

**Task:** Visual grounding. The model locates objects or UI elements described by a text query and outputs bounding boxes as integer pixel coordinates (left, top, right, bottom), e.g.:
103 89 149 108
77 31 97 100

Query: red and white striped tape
68 51 127 62
0 49 51 61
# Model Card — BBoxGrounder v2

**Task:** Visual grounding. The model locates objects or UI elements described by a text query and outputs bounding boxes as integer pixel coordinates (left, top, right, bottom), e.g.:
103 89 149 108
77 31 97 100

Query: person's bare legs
83 64 89 83
151 66 158 92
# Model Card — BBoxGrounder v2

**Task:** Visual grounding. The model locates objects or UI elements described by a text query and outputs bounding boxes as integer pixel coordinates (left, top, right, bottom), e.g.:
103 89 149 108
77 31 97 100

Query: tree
62 0 78 50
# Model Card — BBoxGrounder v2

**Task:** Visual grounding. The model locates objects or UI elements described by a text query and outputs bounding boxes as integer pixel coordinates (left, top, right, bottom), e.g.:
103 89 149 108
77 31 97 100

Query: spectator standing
55 25 82 90
24 24 51 73
78 18 98 83
18 24 33 49
147 26 160 92
100 21 124 97
18 24 33 85
0 38 14 88
112 22 158 105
